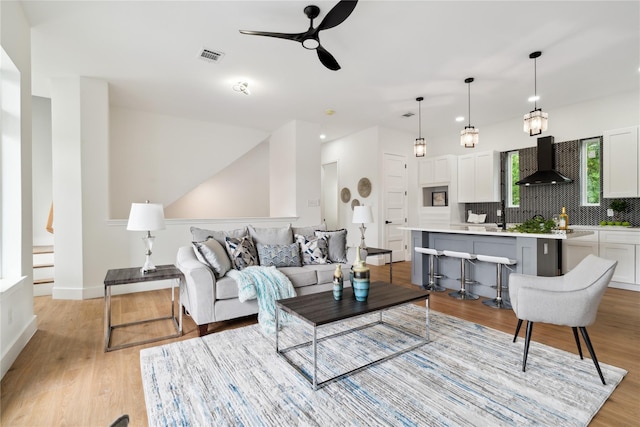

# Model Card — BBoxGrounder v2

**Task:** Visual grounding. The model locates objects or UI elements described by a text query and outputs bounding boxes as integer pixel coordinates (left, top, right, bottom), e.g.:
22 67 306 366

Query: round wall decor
340 188 351 203
351 199 360 210
357 177 372 198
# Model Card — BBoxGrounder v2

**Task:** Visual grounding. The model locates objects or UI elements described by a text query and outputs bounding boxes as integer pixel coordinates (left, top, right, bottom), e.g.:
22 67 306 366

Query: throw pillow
256 243 302 268
190 226 248 245
248 224 293 246
192 238 232 278
224 236 258 271
314 229 348 263
292 222 327 238
295 234 329 265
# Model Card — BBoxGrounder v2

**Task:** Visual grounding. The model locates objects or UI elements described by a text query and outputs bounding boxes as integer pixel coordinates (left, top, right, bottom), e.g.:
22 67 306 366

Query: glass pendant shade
414 137 426 157
460 77 478 148
460 126 479 148
414 96 426 157
523 108 548 136
524 51 548 136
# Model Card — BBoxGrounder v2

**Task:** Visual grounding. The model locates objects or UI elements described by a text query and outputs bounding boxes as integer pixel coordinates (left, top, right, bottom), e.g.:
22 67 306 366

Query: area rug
140 305 626 426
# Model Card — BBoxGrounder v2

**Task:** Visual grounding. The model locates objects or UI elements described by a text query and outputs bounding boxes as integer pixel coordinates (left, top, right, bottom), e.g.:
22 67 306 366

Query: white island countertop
400 225 595 240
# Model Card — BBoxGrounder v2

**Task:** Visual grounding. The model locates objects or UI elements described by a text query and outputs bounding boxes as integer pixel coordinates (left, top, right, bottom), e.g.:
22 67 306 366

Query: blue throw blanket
227 266 297 334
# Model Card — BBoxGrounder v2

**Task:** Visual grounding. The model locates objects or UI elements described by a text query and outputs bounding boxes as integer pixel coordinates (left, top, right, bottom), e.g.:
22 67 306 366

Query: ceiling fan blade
316 45 341 71
239 30 304 43
317 0 358 31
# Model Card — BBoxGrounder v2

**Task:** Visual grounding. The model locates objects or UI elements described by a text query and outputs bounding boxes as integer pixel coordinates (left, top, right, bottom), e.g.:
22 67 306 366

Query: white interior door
383 153 408 262
321 162 338 230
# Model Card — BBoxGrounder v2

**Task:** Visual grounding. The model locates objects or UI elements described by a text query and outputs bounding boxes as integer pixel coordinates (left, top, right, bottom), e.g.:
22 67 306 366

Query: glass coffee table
275 282 430 390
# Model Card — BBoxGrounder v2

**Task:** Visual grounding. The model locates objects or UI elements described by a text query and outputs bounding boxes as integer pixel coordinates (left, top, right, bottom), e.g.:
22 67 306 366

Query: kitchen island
402 225 594 300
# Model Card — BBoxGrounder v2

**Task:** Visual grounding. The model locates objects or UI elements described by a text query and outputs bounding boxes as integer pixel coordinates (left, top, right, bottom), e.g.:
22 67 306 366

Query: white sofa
176 224 354 335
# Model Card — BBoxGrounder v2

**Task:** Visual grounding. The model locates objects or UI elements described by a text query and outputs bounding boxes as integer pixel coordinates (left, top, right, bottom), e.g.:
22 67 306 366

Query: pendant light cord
467 82 471 127
533 56 538 110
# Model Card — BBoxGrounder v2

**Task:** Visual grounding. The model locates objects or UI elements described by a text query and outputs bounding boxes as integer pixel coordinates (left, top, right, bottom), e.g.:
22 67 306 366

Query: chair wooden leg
572 327 583 359
522 321 533 372
513 319 523 343
579 327 606 385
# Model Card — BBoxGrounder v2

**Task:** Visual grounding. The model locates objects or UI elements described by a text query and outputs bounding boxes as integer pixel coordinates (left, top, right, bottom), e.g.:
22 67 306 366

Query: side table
364 247 393 283
104 264 184 352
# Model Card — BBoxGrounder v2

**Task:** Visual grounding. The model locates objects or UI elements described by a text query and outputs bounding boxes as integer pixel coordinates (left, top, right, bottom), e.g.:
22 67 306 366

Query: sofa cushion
256 243 302 268
278 267 318 288
192 239 232 278
248 224 293 246
224 236 258 271
307 263 348 284
292 222 327 238
215 276 241 300
314 229 348 263
295 234 329 265
191 226 248 245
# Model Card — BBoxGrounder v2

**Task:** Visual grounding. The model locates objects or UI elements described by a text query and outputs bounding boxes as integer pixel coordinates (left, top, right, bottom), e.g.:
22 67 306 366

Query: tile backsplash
466 138 640 226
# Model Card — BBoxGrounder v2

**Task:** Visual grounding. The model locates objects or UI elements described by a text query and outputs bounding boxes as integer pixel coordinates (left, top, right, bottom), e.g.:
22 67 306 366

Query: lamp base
141 235 157 274
359 224 367 249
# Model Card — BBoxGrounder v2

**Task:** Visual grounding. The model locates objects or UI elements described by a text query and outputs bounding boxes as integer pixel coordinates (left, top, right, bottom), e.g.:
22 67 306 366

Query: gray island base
403 226 594 300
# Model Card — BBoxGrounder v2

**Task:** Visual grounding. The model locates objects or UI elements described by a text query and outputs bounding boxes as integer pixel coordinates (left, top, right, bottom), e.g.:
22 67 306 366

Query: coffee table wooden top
277 282 429 327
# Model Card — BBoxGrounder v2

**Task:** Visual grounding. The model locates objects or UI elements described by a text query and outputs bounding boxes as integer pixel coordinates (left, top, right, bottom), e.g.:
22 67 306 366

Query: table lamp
127 201 166 273
352 205 374 249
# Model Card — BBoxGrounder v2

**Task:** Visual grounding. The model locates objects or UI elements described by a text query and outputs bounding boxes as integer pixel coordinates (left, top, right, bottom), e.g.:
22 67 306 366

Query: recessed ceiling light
325 109 335 115
319 133 327 140
455 116 464 122
232 82 250 95
528 95 540 102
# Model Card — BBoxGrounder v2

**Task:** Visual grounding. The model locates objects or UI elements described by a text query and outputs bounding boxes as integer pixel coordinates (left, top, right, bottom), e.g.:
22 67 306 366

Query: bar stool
476 254 517 309
414 247 446 292
443 250 479 300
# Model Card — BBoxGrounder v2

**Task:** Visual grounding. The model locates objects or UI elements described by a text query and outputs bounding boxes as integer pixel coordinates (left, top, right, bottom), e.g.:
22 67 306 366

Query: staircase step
34 263 54 269
33 245 54 255
34 278 54 285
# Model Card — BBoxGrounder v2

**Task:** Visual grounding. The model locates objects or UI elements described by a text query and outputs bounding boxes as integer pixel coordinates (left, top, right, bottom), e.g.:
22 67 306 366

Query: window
506 151 520 207
581 137 600 206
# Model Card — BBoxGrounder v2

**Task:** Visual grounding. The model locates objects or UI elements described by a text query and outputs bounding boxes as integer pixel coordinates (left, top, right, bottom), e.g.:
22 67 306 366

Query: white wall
32 96 53 246
109 108 269 219
165 140 270 218
322 127 382 248
0 0 37 380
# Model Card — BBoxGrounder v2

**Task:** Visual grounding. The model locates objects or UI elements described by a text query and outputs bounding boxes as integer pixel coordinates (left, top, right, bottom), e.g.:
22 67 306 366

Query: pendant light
414 97 426 157
523 51 548 136
460 77 478 148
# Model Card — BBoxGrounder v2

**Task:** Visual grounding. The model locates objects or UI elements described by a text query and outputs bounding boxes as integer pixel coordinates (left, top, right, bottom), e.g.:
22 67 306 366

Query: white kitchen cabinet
599 230 640 284
562 233 598 273
603 126 639 198
457 151 500 203
418 155 452 185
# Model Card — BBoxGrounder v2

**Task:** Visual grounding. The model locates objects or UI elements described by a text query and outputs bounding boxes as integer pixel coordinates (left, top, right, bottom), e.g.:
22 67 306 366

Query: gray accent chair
510 254 617 384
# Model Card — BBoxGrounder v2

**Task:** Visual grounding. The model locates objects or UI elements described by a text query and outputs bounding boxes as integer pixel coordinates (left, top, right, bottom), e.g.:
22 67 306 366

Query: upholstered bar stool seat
443 250 478 300
414 247 446 292
476 254 517 309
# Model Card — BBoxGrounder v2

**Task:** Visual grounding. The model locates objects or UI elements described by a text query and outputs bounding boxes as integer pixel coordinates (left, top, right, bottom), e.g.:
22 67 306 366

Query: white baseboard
609 281 639 292
1 315 37 380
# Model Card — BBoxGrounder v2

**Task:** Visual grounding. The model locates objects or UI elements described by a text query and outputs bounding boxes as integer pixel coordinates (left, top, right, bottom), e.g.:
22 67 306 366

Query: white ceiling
21 0 640 143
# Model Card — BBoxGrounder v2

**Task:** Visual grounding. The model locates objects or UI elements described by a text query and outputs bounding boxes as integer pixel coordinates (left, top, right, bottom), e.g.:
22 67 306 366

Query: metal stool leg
448 258 479 300
483 263 513 309
428 254 446 292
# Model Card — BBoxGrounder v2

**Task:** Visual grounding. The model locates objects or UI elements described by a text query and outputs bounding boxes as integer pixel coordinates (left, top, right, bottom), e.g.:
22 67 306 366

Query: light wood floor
2 262 639 426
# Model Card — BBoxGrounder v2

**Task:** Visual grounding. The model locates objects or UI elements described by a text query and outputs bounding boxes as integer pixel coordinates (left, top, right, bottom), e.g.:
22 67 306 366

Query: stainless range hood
516 136 573 186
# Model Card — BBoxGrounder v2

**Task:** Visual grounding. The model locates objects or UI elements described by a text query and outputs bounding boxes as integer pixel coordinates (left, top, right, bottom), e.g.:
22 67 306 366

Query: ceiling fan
239 0 358 71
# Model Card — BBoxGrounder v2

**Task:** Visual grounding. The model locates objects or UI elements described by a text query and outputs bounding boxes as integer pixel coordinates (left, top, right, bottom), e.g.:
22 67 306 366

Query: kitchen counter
401 225 595 239
405 226 589 300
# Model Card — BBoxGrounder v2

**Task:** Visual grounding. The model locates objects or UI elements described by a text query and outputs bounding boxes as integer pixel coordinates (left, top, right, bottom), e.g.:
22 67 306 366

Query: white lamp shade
352 205 374 224
127 203 166 231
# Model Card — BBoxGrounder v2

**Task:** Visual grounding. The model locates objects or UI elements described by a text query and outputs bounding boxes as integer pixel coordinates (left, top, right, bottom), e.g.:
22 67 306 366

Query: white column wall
269 121 297 217
51 77 126 299
32 96 53 246
0 0 37 380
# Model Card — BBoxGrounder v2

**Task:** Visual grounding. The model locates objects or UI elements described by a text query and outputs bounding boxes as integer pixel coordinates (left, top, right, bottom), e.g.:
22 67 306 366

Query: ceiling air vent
402 112 415 118
199 48 225 63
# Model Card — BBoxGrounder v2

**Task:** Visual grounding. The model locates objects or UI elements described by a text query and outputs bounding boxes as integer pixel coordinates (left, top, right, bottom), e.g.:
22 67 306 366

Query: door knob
385 220 392 224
